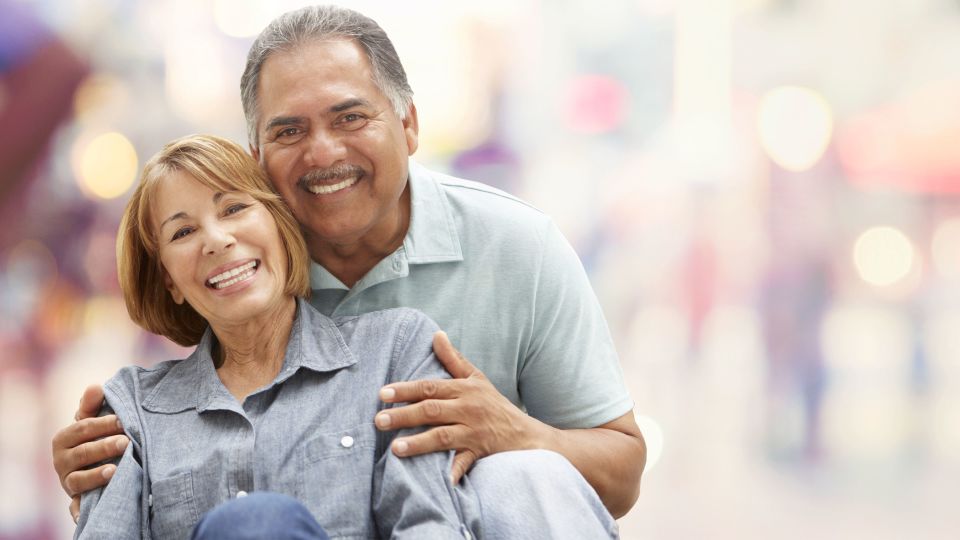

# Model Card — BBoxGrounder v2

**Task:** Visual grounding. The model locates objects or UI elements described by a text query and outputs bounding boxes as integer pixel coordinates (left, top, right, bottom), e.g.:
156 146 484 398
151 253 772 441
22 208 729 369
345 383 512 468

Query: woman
74 134 478 539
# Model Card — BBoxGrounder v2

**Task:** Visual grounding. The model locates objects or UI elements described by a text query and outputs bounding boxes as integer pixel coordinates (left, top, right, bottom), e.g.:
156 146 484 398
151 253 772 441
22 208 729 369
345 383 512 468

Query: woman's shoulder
104 357 195 406
330 307 439 342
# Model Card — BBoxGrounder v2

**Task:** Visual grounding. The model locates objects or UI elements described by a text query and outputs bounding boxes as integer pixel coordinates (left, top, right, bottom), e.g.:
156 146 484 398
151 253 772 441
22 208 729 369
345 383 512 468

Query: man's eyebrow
262 115 306 134
330 98 370 113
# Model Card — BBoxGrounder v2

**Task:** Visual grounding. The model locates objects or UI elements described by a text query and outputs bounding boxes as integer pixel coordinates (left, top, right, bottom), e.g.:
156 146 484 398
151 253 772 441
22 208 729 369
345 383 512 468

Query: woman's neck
211 297 297 403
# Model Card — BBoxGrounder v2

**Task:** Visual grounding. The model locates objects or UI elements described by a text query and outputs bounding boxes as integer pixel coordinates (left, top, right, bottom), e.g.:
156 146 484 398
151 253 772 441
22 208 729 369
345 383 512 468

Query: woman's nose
202 224 236 255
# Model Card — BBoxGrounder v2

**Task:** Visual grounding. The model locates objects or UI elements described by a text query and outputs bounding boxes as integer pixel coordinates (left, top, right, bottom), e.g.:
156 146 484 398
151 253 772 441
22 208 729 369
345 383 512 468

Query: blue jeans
191 492 329 540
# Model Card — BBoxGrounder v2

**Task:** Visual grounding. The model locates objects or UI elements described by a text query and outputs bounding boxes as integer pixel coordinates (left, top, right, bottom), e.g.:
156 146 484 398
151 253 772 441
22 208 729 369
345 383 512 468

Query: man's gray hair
240 5 414 146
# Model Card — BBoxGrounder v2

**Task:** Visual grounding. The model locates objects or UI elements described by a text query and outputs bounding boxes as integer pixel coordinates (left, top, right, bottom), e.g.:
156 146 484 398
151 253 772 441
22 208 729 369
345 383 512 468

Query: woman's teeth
208 261 257 289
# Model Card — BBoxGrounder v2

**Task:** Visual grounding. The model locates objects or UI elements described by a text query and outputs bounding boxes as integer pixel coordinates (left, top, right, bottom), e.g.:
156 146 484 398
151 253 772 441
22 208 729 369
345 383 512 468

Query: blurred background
1 0 958 538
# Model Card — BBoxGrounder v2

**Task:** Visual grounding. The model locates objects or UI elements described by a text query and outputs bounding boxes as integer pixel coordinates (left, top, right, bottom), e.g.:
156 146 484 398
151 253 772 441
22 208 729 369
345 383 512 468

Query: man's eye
273 127 304 141
171 227 192 241
338 113 366 130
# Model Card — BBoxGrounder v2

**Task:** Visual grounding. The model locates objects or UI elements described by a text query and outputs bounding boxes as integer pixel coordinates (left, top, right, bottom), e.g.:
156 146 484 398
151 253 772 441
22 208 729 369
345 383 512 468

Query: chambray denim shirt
75 299 479 539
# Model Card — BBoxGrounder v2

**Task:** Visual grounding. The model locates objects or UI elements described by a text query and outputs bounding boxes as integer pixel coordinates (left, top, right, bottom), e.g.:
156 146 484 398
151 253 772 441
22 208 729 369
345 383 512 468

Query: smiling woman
116 135 309 347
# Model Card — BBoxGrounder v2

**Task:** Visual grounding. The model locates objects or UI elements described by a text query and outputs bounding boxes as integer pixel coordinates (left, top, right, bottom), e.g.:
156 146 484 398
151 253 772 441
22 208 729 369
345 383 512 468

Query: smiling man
53 4 646 533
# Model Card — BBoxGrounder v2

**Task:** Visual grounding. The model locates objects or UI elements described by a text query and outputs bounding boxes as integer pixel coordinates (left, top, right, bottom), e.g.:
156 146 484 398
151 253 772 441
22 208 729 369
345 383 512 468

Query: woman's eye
225 203 248 216
171 227 192 241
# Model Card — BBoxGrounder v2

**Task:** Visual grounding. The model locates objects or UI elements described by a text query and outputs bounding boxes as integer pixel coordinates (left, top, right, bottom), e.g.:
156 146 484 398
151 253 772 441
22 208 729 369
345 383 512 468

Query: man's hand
376 331 548 484
52 384 128 523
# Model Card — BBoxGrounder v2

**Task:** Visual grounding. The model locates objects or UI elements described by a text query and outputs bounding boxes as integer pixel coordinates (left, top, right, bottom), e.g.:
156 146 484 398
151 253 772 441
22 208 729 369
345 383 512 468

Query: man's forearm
527 411 646 519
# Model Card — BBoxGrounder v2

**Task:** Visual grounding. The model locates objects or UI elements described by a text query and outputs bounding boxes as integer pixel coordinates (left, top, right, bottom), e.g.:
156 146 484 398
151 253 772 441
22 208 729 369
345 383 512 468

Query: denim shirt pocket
299 423 377 538
149 470 200 538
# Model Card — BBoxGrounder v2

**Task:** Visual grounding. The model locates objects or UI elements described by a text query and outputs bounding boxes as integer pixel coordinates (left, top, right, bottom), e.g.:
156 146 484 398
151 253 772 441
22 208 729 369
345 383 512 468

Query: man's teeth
208 261 257 289
307 176 359 195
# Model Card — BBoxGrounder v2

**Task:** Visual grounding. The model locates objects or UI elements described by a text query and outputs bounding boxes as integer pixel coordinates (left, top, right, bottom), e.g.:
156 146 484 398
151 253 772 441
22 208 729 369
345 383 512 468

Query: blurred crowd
1 0 958 538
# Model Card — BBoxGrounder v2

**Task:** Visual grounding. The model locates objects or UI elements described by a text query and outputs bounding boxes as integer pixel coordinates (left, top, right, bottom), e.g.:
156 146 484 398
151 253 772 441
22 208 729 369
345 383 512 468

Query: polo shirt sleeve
75 371 147 539
519 220 634 429
373 309 477 539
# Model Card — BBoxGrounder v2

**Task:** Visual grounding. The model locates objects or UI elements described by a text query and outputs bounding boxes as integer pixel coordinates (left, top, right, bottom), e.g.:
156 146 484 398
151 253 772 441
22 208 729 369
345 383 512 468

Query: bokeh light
757 86 834 172
72 73 129 123
634 414 665 471
72 131 138 200
931 218 960 280
852 226 915 287
564 75 629 134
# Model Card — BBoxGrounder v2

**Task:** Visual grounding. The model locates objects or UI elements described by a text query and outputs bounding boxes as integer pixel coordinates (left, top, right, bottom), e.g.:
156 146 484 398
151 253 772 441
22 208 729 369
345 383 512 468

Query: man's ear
249 142 261 163
403 102 419 156
163 271 185 305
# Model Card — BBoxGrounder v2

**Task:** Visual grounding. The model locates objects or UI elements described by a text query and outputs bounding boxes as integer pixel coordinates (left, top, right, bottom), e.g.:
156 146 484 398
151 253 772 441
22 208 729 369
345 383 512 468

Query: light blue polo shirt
309 161 632 429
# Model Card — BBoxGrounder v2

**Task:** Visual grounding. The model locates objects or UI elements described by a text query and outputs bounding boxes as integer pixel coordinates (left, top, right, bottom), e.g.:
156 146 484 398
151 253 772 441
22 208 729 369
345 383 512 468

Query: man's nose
203 224 236 255
303 129 348 169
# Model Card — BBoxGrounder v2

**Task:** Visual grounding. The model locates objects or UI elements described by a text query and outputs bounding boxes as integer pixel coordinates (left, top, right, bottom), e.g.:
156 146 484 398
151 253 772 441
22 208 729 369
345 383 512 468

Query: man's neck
308 187 411 288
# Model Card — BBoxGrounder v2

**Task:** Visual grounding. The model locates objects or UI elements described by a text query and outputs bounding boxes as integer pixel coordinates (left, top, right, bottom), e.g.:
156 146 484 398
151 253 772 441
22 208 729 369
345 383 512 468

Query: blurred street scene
1 0 958 538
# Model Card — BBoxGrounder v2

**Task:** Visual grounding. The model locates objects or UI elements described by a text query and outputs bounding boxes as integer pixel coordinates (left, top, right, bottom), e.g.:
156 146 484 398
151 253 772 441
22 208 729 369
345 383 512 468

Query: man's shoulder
417 164 549 227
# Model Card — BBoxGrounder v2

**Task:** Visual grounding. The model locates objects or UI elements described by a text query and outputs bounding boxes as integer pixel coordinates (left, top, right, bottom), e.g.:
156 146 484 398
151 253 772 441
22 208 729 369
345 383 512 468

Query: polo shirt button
237 490 248 498
340 435 354 448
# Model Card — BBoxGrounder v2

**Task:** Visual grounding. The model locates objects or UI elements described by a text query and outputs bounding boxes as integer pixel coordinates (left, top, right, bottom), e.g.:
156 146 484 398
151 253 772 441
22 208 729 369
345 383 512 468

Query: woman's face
152 170 290 327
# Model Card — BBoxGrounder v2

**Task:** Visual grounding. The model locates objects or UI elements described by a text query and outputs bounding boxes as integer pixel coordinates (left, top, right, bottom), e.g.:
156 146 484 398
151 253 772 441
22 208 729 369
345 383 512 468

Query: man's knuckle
437 427 454 446
73 444 89 468
424 400 442 419
420 380 438 398
64 473 79 496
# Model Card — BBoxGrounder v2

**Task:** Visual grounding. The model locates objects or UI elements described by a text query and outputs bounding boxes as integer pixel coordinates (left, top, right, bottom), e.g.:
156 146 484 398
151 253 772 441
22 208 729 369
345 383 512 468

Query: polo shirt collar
403 160 463 264
141 298 356 414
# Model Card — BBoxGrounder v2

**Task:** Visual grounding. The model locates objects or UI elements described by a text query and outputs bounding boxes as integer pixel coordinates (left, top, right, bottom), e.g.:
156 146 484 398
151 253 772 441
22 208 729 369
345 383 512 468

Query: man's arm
51 385 129 522
377 332 646 519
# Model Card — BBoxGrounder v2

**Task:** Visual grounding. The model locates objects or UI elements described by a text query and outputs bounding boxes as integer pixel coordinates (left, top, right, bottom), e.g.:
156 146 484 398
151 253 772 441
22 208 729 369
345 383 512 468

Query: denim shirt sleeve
75 374 149 539
372 310 478 539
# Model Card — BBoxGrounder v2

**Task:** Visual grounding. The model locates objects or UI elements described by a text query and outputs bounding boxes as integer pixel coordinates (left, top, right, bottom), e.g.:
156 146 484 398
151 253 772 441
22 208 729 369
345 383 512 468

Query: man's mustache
297 164 366 189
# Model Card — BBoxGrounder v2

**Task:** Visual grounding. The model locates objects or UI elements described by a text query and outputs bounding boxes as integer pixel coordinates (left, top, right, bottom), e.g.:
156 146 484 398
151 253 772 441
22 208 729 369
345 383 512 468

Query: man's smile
297 164 366 196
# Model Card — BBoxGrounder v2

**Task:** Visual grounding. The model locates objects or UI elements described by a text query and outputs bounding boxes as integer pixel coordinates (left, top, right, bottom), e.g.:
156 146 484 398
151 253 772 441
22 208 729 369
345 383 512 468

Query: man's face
251 39 418 251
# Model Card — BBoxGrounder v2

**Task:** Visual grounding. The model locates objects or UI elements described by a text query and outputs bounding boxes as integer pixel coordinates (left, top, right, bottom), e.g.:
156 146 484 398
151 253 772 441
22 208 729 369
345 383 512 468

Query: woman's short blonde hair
117 134 310 346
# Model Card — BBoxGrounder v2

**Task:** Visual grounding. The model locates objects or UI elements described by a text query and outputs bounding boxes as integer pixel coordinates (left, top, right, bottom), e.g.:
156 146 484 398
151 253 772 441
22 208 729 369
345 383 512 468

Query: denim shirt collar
141 298 356 414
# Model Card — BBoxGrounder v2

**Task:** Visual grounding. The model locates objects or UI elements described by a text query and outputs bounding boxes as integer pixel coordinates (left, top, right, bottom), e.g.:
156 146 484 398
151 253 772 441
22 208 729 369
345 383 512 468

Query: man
53 4 646 527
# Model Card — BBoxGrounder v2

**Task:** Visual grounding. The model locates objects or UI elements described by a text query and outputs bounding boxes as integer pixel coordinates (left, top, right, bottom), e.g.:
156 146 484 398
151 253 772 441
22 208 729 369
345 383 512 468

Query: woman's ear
163 271 185 305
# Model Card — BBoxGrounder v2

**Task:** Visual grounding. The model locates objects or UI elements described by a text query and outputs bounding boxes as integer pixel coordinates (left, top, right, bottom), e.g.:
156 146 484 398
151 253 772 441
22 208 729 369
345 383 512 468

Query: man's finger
391 425 469 457
432 331 476 379
57 434 128 491
450 449 478 485
74 385 106 421
64 463 117 497
53 415 123 462
379 378 461 403
375 399 460 431
70 496 80 524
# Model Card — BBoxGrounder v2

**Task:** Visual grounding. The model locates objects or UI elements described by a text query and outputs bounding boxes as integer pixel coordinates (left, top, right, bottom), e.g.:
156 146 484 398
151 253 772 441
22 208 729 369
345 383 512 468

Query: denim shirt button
340 435 354 448
236 490 248 498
